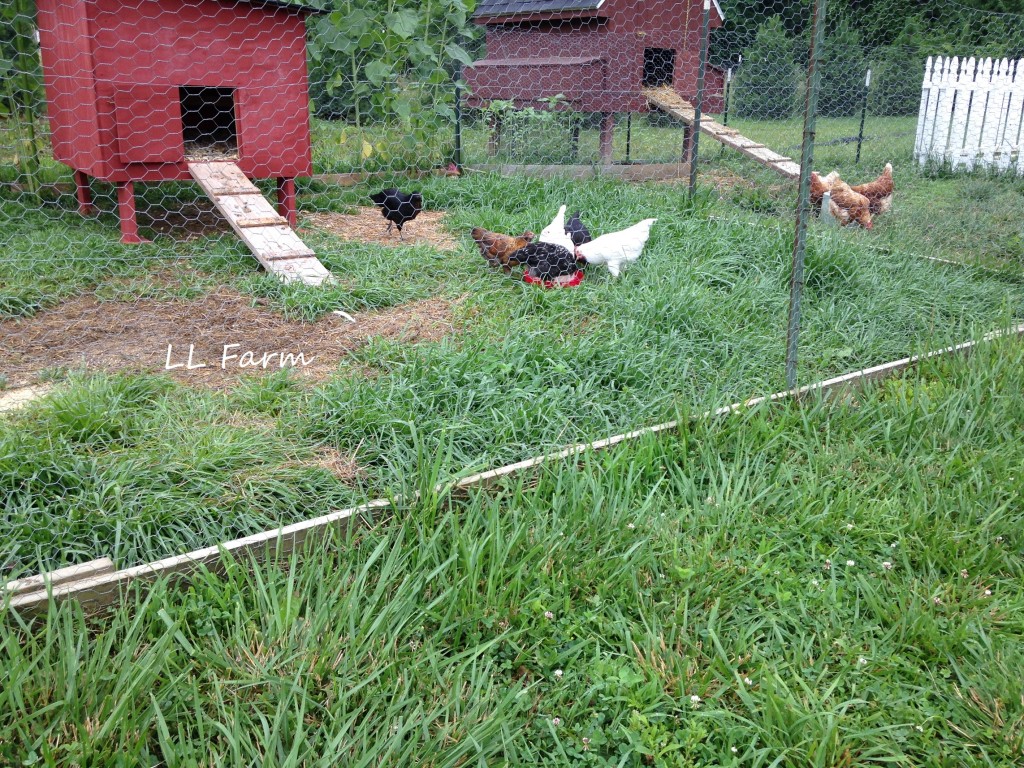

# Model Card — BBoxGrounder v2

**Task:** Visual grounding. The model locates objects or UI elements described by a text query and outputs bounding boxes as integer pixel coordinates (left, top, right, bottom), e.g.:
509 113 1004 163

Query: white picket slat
914 56 935 165
978 59 1003 167
915 55 1024 175
935 57 960 163
948 57 972 168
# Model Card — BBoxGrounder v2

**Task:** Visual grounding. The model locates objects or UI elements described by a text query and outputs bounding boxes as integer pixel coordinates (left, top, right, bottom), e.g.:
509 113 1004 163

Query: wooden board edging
5 500 389 616
7 324 1022 616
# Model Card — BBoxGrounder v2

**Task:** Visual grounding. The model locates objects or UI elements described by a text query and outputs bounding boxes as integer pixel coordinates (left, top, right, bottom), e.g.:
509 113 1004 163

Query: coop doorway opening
180 86 238 160
643 48 676 87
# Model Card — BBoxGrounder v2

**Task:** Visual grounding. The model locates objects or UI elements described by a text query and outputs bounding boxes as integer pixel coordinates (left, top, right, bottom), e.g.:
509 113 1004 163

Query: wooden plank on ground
8 324 1022 617
5 557 115 597
467 162 690 182
6 501 389 615
215 193 286 228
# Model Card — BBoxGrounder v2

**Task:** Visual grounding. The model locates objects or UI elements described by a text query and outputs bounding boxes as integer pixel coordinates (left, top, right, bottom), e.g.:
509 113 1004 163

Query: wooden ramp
643 87 802 179
188 162 331 286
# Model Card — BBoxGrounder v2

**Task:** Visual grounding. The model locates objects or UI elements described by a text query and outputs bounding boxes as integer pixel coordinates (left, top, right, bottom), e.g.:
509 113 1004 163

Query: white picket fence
914 55 1023 174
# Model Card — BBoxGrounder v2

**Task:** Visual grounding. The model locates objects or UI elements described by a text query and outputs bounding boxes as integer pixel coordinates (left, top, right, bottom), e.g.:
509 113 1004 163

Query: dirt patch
141 200 231 241
0 290 459 389
308 447 364 484
303 207 461 251
698 167 761 196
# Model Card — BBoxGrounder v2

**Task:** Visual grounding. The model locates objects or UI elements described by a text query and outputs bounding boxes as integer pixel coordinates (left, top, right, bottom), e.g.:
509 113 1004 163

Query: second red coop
464 0 726 163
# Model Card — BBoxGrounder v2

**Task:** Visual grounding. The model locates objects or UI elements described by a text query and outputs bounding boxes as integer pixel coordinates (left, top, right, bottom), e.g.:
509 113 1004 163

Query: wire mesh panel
4 0 1024 765
2 0 1024 603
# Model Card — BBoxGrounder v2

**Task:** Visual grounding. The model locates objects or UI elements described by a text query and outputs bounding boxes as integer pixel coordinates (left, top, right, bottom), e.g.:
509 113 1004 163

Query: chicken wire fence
2 0 1024 595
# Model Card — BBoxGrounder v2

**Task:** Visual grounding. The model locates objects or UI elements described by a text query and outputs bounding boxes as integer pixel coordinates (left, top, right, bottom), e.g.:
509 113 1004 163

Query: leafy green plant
1 0 44 194
306 0 478 169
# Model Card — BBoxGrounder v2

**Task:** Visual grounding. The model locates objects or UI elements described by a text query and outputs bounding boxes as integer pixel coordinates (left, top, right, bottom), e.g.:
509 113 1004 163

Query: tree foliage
733 16 800 119
716 0 1023 119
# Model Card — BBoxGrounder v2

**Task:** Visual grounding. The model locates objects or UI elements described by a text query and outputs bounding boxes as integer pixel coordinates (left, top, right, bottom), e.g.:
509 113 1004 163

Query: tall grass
3 336 1023 766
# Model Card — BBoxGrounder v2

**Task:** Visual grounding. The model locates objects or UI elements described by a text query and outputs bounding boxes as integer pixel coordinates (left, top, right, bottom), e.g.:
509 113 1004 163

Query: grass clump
0 372 363 577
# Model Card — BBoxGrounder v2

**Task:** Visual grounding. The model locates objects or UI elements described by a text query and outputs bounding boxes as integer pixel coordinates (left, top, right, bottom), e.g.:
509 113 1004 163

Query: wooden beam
6 500 390 616
5 557 115 597
466 162 690 182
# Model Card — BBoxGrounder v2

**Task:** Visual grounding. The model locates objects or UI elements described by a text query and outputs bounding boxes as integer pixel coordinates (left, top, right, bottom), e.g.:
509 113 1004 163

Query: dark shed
36 0 325 242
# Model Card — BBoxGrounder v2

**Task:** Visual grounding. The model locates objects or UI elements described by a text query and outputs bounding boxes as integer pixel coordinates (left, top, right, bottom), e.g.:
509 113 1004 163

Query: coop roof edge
226 0 329 15
473 0 607 21
473 0 723 21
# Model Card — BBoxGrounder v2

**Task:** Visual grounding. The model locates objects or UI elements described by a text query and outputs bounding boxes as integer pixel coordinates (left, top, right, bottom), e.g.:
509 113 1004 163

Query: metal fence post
689 0 711 195
454 64 463 170
855 67 871 164
785 0 828 391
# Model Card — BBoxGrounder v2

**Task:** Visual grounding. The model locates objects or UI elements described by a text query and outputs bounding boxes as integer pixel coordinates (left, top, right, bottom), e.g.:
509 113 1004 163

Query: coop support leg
116 181 147 244
599 113 615 165
277 177 297 228
74 170 93 216
682 124 694 166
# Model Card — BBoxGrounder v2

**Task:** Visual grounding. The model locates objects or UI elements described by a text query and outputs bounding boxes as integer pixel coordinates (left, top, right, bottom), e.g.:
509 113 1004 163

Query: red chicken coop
464 0 726 164
35 0 326 242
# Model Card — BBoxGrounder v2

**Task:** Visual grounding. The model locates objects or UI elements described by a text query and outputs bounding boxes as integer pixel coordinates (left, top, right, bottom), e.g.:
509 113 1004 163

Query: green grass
2 168 1023 574
0 373 364 575
3 335 1023 766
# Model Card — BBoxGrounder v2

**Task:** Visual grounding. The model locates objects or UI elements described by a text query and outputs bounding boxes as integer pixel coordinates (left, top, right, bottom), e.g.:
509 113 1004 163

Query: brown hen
851 163 894 216
472 227 535 271
810 169 840 209
828 180 873 229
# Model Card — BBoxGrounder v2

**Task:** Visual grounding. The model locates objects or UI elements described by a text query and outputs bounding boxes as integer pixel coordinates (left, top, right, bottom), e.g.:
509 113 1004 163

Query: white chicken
538 205 577 253
576 218 657 277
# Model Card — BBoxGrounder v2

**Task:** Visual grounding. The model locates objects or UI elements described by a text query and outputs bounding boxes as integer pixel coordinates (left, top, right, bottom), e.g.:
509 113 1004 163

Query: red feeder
524 269 585 289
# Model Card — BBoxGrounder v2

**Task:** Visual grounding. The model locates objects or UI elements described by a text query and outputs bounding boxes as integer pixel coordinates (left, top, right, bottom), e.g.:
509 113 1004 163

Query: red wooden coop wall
37 0 314 184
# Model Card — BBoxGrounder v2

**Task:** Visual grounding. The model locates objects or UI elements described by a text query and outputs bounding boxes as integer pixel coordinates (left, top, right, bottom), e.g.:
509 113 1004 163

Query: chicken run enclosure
3 0 1024 602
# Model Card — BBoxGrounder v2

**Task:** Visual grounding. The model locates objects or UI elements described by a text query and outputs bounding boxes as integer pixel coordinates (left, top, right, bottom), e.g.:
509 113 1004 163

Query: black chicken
369 188 423 239
514 242 580 282
565 210 592 247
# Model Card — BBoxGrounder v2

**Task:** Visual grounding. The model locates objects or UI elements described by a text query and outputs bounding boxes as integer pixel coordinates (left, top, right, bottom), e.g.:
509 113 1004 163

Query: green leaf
394 98 413 122
444 43 474 67
364 60 393 87
384 9 419 40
